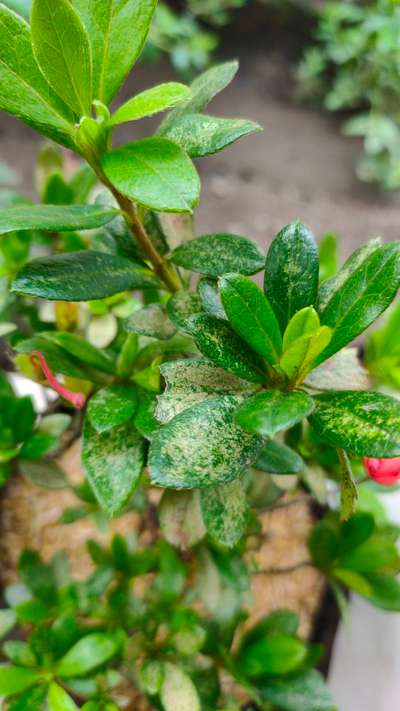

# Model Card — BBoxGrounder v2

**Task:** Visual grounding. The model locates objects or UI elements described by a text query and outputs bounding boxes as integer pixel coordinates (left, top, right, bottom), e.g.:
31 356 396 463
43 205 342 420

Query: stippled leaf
125 304 177 340
235 390 315 437
0 204 118 235
258 669 335 711
111 83 191 125
166 290 203 331
200 477 248 547
82 419 144 516
149 395 263 489
198 277 227 319
256 439 304 474
170 233 264 277
305 348 370 391
309 391 400 457
87 385 137 433
159 490 206 549
160 663 201 711
162 113 261 157
264 221 319 333
160 358 255 395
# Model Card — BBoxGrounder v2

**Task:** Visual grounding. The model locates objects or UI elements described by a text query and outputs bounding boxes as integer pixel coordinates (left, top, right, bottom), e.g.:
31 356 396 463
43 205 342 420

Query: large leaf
258 669 335 711
73 0 157 103
0 204 118 235
163 113 261 158
309 391 400 457
264 221 319 333
235 390 315 437
31 0 92 116
170 233 264 277
101 138 200 213
160 358 255 395
87 384 137 433
160 663 201 711
318 238 381 311
0 4 74 147
200 478 248 548
57 633 120 678
219 273 282 365
82 419 144 516
111 83 191 125
317 242 400 363
12 251 158 301
0 666 43 696
149 395 263 489
188 314 267 383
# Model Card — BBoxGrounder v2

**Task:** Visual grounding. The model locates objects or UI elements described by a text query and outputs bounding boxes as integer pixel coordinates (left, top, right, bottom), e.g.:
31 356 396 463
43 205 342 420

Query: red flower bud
30 351 86 410
363 457 400 486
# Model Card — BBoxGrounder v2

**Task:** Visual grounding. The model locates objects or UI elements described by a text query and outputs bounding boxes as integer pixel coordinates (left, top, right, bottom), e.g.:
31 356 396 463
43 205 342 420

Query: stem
253 560 312 575
337 447 358 521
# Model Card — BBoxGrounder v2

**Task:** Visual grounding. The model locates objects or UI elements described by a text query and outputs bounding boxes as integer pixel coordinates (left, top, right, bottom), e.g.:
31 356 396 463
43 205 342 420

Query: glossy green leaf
220 273 282 364
163 113 261 158
279 326 332 382
31 0 92 116
19 459 69 489
87 385 137 433
170 233 264 277
339 535 400 574
258 669 335 711
20 432 57 460
48 683 78 711
57 633 120 678
188 314 267 383
235 390 315 437
102 138 200 213
310 390 400 456
82 419 144 516
125 304 177 340
166 290 203 331
0 204 118 235
200 478 248 548
149 395 263 489
160 663 201 711
0 4 74 148
42 332 114 375
319 232 338 282
240 635 307 678
317 242 400 363
0 666 43 696
256 439 304 474
264 221 319 333
73 0 157 103
12 251 158 301
198 277 226 319
111 83 191 125
282 307 320 351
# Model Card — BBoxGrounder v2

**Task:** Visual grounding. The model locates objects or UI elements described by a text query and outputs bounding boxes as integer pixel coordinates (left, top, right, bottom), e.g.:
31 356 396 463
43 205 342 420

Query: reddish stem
30 351 86 410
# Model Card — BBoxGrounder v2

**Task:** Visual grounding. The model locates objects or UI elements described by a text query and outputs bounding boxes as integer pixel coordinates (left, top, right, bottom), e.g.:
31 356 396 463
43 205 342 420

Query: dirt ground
1 47 400 259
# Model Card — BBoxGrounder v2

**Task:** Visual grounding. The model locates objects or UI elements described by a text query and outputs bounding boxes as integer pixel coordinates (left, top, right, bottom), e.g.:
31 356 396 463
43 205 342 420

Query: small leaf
12 251 158 301
200 478 248 548
159 490 206 549
258 669 335 711
160 662 201 711
309 390 400 457
337 448 358 521
0 204 118 235
0 609 17 639
31 0 92 116
102 138 200 213
87 385 137 433
57 633 120 678
82 419 144 516
125 304 177 340
19 432 57 460
319 232 338 282
256 439 304 474
149 396 263 489
166 291 203 331
235 390 315 437
15 336 95 379
0 666 43 696
198 277 226 319
279 326 332 382
3 640 36 667
170 233 264 277
111 83 191 125
264 221 319 333
282 307 320 351
48 682 78 711
163 113 261 157
239 636 308 678
7 685 48 711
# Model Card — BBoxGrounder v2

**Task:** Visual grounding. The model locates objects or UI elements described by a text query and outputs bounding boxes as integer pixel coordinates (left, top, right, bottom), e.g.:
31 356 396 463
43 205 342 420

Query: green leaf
0 609 17 639
12 251 159 301
309 390 400 456
235 390 315 437
82 419 144 516
31 0 92 116
20 432 57 460
258 669 335 711
319 232 338 282
0 666 43 696
3 640 36 667
317 242 400 363
102 138 200 213
198 277 226 320
338 535 400 574
239 636 308 678
57 633 120 678
188 314 267 383
0 4 74 148
19 459 69 490
159 358 256 399
200 478 248 548
219 273 282 365
163 113 261 158
0 204 118 235
337 448 358 521
308 520 339 570
111 83 191 126
149 395 263 489
87 385 137 434
160 662 201 711
8 685 48 711
339 512 375 554
256 439 304 474
264 221 319 333
41 332 114 375
125 304 177 340
15 336 97 380
282 307 320 351
170 233 264 277
279 326 332 382
166 291 203 331
239 610 299 651
72 0 157 103
159 490 206 549
48 683 78 711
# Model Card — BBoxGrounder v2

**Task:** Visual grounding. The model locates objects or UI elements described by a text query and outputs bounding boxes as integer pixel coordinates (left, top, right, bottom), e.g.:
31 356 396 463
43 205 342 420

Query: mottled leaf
0 204 118 235
163 113 261 157
160 663 201 711
304 348 370 391
87 385 137 433
125 304 177 340
258 669 335 711
200 477 248 547
159 490 206 549
198 277 227 319
170 233 264 277
235 390 315 437
166 290 203 331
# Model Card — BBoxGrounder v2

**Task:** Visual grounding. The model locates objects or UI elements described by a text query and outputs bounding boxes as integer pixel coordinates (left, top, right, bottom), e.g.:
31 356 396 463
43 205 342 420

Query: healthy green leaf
87 385 137 433
166 290 203 331
8 685 48 711
82 419 144 516
200 478 248 547
12 251 159 301
198 277 227 319
125 304 177 340
239 635 308 678
111 83 191 125
0 204 119 235
256 439 304 474
239 610 299 651
170 233 264 277
219 273 282 365
235 390 315 437
160 663 201 711
188 314 267 383
0 666 43 696
282 307 320 351
0 4 74 148
264 221 319 333
279 326 332 382
309 390 400 456
31 0 92 116
308 520 339 570
48 683 78 711
163 113 261 157
258 669 335 711
42 332 114 375
57 633 120 678
102 138 200 213
339 512 375 554
149 395 263 489
72 0 157 103
15 336 98 379
318 232 338 282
